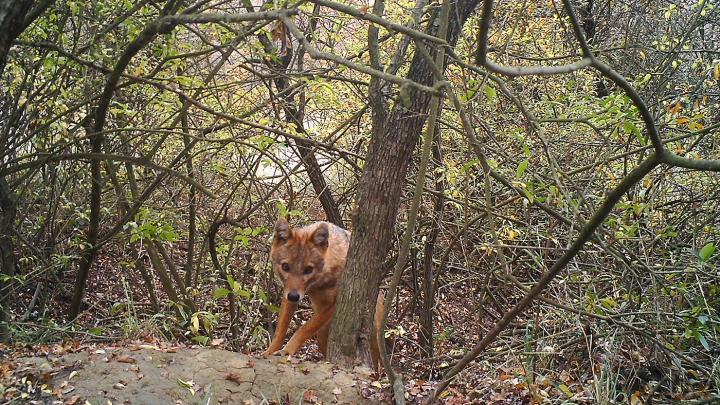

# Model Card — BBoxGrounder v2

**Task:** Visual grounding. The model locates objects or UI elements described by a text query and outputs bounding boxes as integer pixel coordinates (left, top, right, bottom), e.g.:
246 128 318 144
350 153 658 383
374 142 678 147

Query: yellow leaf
714 64 720 80
191 314 199 333
676 117 689 126
630 391 644 405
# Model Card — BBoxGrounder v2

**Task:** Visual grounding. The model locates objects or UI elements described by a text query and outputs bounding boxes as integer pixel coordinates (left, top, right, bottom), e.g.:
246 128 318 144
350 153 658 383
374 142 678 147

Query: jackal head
270 218 329 303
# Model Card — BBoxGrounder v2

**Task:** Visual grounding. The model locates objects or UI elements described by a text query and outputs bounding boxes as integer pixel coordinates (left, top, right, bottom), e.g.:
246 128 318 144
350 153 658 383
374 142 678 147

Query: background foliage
1 0 718 403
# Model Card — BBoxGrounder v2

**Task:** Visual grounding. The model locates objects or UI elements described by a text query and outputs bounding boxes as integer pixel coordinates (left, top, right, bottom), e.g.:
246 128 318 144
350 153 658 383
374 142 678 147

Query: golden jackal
263 218 382 369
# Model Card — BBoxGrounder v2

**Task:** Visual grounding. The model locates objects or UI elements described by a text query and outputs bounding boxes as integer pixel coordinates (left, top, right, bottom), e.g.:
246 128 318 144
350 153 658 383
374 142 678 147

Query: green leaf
110 302 127 316
177 378 196 395
623 121 637 135
697 332 710 351
483 85 497 100
558 384 573 397
88 327 104 336
600 297 617 309
698 243 715 261
192 336 210 345
213 288 231 299
516 159 529 178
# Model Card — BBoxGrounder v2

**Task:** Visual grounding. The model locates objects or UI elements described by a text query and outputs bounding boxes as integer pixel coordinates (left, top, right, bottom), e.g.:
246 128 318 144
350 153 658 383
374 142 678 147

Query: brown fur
263 218 382 369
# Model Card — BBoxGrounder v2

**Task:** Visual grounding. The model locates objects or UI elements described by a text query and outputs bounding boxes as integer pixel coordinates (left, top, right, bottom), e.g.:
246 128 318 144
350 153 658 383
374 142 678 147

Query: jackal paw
272 349 290 356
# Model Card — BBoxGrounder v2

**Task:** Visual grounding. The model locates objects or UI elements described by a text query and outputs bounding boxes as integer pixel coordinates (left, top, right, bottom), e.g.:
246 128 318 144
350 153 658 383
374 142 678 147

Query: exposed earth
2 344 387 404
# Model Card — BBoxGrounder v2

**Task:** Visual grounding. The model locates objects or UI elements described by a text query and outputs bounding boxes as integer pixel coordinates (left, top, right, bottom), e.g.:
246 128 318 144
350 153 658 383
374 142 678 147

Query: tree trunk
245 0 343 226
0 0 53 342
327 0 481 367
419 136 445 357
0 0 34 76
0 178 17 341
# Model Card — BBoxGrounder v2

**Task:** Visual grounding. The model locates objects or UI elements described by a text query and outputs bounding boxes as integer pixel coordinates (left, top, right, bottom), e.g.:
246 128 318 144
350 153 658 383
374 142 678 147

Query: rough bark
0 0 34 76
326 0 481 368
0 0 54 342
0 178 17 341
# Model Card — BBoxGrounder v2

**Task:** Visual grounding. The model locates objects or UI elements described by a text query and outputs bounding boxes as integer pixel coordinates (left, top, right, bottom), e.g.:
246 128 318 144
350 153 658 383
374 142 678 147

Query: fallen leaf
303 390 318 403
630 391 644 405
225 372 244 385
64 395 81 405
332 387 342 395
116 355 135 364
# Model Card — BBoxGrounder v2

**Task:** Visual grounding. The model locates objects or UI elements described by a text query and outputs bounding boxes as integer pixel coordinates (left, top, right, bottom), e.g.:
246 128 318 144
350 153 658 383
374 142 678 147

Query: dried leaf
303 390 318 403
225 372 244 385
630 391 644 405
116 355 136 364
64 395 81 405
667 101 682 115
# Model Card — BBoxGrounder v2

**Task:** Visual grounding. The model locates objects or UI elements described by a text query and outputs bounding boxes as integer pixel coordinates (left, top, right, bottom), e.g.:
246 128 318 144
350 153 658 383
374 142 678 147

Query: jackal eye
303 266 313 275
281 263 290 272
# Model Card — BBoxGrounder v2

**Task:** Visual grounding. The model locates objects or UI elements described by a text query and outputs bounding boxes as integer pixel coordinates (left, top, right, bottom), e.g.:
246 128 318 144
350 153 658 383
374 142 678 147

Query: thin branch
0 153 215 197
474 0 591 78
281 15 441 95
309 0 446 45
426 153 661 403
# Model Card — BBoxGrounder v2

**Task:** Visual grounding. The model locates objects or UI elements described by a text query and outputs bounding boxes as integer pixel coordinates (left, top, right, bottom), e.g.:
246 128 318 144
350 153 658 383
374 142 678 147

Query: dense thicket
1 0 718 403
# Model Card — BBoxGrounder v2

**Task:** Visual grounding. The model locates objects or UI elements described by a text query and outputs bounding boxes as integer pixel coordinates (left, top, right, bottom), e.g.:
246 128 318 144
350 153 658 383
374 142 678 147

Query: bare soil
5 345 387 404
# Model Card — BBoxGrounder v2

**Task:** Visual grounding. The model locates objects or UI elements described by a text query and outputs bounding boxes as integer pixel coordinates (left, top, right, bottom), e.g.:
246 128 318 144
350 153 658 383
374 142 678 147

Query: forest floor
7 250 717 404
0 342 388 404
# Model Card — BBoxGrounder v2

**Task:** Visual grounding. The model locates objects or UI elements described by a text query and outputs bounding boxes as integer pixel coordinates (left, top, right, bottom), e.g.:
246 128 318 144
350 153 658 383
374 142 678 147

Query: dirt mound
7 345 387 404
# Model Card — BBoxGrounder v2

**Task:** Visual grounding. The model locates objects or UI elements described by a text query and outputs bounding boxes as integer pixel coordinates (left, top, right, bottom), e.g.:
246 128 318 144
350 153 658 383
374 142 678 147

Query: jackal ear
312 224 329 248
274 218 292 242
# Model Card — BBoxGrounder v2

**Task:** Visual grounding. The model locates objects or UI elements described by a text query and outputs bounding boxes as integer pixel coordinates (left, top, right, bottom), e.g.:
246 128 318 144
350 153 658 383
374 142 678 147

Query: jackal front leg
263 298 297 356
280 303 335 355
